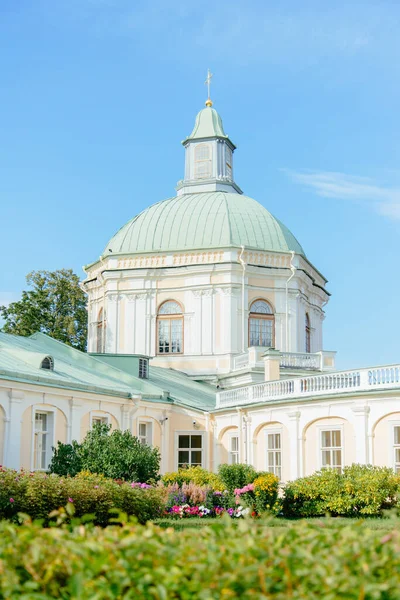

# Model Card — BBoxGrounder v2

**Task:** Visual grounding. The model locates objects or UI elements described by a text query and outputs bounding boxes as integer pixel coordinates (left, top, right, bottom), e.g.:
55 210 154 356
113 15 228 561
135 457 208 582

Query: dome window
40 356 54 371
194 144 212 180
96 307 106 353
249 300 275 348
157 301 183 355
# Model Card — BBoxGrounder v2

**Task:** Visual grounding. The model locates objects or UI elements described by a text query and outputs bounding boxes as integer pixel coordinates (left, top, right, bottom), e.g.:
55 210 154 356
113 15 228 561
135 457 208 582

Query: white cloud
284 169 400 221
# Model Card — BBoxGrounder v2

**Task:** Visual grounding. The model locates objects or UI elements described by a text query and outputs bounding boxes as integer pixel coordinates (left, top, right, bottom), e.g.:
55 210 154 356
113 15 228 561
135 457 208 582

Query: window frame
174 431 206 470
157 300 184 355
317 425 344 472
194 143 212 180
265 428 282 480
390 422 400 473
31 407 56 472
90 412 110 429
138 358 149 379
228 432 239 465
137 419 153 447
248 299 275 348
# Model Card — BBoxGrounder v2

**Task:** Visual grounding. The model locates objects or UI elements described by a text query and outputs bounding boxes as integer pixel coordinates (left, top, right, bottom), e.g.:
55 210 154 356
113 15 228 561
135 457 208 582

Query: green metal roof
184 106 228 141
0 332 216 410
104 192 305 257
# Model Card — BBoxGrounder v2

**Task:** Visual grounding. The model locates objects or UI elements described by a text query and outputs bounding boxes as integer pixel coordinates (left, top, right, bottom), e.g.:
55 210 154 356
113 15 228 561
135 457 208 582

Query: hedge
0 468 164 525
2 515 400 598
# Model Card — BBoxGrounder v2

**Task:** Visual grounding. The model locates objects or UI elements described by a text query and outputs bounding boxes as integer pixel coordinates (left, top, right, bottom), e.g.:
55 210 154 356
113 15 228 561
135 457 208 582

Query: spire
205 69 213 107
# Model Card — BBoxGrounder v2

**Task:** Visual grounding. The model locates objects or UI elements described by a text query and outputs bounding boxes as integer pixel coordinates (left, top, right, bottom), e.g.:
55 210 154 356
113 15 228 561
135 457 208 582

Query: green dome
104 192 305 257
185 106 229 141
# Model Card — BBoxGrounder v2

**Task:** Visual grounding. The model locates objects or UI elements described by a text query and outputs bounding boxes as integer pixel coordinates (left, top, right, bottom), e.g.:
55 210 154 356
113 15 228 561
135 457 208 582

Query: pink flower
9 498 14 503
94 485 99 489
68 498 74 503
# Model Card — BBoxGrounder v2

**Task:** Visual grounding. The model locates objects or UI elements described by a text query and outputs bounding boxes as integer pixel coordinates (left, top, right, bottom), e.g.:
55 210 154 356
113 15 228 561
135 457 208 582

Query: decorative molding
239 250 291 269
173 251 224 266
287 410 301 421
216 286 239 296
117 255 166 269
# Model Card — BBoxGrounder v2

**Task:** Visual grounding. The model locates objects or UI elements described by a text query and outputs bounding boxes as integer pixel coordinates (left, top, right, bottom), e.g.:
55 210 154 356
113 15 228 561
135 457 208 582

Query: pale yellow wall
247 291 276 310
373 412 400 467
253 422 290 478
20 404 68 470
0 404 5 465
247 278 275 289
303 417 355 476
152 358 229 371
219 426 239 464
157 278 187 290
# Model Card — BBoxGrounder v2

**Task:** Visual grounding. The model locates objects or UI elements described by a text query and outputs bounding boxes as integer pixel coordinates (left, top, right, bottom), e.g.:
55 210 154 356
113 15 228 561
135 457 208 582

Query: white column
120 405 131 431
352 405 370 464
106 294 118 353
69 398 83 443
160 414 171 474
6 390 25 469
287 410 301 480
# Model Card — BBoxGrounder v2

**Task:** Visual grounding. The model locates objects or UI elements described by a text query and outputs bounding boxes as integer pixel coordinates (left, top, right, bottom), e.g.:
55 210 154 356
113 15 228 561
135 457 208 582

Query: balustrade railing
216 364 400 408
280 352 321 370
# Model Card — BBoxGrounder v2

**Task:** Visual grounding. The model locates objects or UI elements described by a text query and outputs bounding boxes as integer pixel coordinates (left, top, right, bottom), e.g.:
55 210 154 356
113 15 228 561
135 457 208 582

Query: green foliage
0 269 87 351
282 464 399 518
49 423 161 483
0 468 164 526
218 463 257 492
253 473 280 514
49 440 83 477
3 516 400 598
161 466 224 490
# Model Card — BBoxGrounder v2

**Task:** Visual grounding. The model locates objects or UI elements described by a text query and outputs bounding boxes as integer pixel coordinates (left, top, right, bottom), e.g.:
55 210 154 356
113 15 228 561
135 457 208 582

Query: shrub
0 468 164 526
49 423 161 483
161 466 224 490
282 464 399 518
253 473 279 513
49 440 82 477
3 516 400 597
218 463 257 492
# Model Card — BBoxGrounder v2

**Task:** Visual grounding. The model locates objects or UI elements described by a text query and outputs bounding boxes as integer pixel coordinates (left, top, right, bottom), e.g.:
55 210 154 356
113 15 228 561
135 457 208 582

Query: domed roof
104 192 305 257
184 106 229 142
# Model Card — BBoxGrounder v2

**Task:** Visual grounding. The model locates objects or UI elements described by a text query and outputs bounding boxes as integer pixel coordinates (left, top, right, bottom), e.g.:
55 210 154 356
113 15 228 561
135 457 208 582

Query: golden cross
205 69 213 102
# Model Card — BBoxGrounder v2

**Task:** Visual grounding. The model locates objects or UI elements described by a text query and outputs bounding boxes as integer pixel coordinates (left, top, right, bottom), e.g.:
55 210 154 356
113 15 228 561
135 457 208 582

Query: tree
0 269 87 351
49 423 161 483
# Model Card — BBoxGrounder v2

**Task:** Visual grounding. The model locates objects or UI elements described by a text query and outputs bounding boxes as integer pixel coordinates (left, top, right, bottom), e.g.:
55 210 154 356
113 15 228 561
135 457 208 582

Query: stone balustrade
217 364 400 409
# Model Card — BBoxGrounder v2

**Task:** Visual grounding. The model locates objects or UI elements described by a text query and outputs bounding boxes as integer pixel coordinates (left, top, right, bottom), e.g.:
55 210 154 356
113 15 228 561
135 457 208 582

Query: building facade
2 94 400 480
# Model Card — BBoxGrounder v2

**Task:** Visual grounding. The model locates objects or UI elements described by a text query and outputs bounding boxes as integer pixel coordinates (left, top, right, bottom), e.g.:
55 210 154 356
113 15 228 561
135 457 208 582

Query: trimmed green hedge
282 464 400 517
0 468 164 525
2 516 400 598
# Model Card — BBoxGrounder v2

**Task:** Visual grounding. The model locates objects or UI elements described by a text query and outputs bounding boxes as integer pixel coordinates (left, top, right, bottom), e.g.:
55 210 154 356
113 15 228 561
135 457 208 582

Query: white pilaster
352 405 370 464
69 398 83 443
6 390 24 469
287 410 301 480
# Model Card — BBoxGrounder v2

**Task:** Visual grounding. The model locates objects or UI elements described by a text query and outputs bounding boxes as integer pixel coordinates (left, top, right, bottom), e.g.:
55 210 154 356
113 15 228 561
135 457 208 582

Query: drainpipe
239 246 246 352
285 252 296 352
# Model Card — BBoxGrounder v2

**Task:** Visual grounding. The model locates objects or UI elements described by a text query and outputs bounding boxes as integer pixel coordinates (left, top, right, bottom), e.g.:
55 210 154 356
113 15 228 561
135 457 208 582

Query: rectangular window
139 358 148 379
321 429 342 472
249 317 273 347
266 432 282 479
34 412 53 470
138 422 152 446
394 426 400 473
177 434 203 468
92 415 108 427
229 435 239 464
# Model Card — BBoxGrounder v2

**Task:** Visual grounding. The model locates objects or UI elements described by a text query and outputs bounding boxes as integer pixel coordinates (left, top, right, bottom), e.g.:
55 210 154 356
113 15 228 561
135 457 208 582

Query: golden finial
205 69 213 107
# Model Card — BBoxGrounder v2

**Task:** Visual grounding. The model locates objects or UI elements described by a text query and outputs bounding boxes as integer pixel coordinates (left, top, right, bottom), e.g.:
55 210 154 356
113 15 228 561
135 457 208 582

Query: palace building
1 87 400 480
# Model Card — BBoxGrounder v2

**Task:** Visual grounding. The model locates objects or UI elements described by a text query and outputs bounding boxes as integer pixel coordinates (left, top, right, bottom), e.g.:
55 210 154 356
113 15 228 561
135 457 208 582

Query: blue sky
1 0 399 369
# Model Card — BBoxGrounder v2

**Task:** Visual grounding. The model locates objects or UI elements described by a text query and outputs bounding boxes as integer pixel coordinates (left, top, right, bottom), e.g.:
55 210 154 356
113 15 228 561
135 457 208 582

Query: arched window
249 300 274 348
157 301 183 354
96 307 106 353
40 356 54 371
194 144 212 180
305 312 311 353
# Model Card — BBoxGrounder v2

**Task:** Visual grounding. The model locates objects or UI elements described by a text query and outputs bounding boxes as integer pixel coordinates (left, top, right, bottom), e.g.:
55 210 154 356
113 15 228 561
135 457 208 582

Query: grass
153 515 400 532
